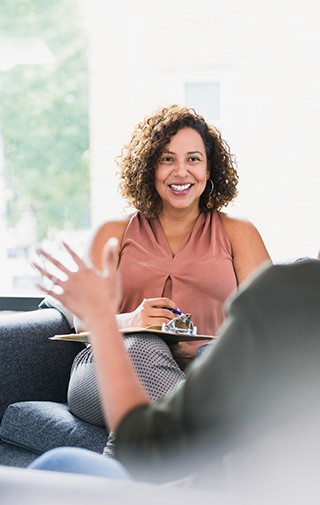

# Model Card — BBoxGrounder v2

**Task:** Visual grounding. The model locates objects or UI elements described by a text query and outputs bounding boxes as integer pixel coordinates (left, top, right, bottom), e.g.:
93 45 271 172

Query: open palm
33 238 122 325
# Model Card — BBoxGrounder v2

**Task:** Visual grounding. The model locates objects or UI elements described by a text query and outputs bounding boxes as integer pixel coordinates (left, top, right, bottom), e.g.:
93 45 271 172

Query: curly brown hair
117 104 238 218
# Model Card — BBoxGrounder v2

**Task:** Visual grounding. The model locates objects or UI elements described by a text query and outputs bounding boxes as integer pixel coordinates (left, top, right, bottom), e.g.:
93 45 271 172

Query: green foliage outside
0 0 90 240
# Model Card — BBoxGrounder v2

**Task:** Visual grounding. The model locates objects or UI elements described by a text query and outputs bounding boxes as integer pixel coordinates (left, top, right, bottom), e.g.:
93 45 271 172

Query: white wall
82 0 320 262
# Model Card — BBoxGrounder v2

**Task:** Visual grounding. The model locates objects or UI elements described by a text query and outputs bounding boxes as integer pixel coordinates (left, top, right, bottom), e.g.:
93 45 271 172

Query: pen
162 306 183 316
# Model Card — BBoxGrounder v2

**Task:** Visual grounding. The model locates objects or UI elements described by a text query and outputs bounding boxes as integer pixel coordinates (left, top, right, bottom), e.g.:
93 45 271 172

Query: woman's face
155 127 209 214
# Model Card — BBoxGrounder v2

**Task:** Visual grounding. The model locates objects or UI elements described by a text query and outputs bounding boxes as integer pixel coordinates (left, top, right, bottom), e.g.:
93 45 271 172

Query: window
0 0 89 293
1 0 319 300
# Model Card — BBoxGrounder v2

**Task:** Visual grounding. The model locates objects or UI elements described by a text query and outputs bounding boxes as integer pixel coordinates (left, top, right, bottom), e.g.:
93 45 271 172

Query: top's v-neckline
151 213 205 259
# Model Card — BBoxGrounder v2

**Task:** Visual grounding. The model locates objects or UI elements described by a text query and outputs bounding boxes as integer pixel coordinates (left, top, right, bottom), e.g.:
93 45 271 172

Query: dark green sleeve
115 262 320 483
114 308 255 482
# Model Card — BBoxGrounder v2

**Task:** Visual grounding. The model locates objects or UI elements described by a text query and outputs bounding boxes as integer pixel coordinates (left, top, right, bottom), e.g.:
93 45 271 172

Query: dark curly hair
117 104 238 218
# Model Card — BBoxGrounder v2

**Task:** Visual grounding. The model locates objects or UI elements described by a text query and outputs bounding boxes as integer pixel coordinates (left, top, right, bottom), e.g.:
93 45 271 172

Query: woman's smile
168 182 194 195
155 127 208 212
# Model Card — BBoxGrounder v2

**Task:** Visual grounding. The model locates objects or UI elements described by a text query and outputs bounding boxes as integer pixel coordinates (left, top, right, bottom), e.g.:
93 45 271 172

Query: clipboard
50 326 216 344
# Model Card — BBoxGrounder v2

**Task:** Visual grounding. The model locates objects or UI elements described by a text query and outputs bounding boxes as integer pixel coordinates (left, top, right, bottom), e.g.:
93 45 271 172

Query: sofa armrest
0 308 85 419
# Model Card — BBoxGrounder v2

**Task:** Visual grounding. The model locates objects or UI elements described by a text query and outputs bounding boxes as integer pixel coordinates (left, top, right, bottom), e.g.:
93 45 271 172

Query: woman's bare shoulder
218 210 271 283
85 217 131 269
94 218 131 240
218 211 258 237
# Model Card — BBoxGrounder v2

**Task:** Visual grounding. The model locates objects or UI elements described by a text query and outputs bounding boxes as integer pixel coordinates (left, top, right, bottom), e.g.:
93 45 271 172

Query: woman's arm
33 240 150 431
220 212 272 285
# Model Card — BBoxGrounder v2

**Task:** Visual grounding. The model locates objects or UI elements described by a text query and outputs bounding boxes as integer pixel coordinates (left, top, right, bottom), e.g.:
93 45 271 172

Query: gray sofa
0 308 108 467
0 310 218 504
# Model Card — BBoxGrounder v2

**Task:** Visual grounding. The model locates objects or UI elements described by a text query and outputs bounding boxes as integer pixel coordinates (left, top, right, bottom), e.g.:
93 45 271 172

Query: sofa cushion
0 401 107 455
0 308 85 419
0 441 38 467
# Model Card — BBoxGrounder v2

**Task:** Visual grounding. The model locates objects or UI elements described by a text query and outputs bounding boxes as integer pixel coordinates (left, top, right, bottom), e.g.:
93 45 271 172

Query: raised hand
32 238 122 325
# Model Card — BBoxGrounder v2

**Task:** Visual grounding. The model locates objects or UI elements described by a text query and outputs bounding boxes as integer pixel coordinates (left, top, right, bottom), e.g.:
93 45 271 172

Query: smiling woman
72 103 273 333
65 103 271 454
118 105 238 220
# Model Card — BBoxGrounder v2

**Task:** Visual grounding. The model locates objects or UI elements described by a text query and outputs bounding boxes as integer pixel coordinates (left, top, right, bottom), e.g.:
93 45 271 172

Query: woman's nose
173 160 188 176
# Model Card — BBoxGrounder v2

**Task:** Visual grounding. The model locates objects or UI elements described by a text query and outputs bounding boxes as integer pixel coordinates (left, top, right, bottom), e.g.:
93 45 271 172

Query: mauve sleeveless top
117 211 237 335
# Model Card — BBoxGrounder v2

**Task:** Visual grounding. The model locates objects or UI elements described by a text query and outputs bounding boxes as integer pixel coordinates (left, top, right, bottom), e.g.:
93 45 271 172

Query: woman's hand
117 298 182 329
33 238 121 326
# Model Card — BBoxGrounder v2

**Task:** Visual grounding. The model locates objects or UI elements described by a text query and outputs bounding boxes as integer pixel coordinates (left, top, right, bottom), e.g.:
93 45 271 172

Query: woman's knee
29 447 82 472
124 334 185 400
67 347 105 426
29 447 132 480
125 334 170 361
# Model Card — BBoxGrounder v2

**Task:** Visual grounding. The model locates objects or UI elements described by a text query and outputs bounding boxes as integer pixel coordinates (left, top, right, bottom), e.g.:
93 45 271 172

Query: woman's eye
189 156 200 162
162 156 173 163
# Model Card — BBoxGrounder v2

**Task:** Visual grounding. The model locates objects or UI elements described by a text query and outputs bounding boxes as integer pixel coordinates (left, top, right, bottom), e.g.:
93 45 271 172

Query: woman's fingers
32 261 61 285
34 281 60 299
32 261 65 301
139 299 181 327
142 298 180 316
102 237 119 276
62 241 83 267
36 247 71 276
33 242 85 299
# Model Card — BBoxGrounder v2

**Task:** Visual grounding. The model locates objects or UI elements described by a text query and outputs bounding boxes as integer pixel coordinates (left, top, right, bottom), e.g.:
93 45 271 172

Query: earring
206 179 214 209
207 178 214 196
